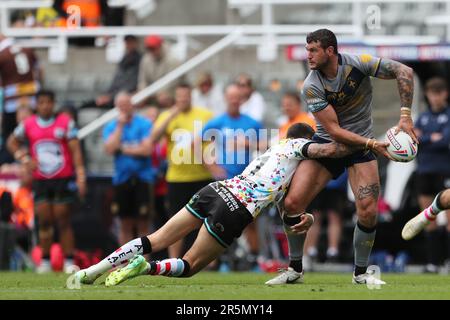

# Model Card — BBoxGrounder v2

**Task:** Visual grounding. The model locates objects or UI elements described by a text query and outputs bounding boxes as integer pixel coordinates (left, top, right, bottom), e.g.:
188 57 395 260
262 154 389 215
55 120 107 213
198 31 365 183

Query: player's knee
357 205 377 228
284 195 305 214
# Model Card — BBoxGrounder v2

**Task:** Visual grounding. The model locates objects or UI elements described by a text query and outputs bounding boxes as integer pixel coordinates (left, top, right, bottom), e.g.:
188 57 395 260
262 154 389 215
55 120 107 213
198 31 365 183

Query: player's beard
314 56 331 71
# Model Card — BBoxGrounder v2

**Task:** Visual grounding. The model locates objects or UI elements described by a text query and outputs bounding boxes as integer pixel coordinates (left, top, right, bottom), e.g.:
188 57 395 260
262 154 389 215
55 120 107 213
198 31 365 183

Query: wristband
301 142 313 158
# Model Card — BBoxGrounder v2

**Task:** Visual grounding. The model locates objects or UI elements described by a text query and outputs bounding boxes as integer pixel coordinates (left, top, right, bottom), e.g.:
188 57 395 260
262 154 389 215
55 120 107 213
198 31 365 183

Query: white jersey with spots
220 138 311 217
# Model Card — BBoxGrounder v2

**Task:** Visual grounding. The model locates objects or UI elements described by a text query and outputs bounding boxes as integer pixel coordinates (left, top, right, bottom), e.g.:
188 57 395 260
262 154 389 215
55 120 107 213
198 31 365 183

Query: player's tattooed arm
306 142 358 159
375 58 414 110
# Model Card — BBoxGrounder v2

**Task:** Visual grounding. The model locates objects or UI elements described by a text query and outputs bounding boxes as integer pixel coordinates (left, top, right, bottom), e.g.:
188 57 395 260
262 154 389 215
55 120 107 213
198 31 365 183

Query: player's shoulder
303 71 321 88
55 112 72 123
340 52 381 69
339 52 369 66
302 71 324 94
22 114 37 128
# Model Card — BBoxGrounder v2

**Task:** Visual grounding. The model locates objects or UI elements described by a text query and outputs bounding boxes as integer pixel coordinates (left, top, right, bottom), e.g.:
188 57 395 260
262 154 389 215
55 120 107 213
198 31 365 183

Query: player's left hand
290 213 315 234
396 116 419 144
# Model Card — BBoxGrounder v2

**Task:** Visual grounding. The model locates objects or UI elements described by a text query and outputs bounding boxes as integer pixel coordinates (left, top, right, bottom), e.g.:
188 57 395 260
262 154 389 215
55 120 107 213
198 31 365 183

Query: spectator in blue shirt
414 77 450 273
201 84 263 270
103 92 155 245
202 84 263 180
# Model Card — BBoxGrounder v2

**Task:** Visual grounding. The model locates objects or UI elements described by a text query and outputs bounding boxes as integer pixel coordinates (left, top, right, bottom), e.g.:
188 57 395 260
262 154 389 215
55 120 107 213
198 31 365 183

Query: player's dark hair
286 123 315 139
283 91 301 104
36 89 55 102
306 29 338 54
424 77 448 93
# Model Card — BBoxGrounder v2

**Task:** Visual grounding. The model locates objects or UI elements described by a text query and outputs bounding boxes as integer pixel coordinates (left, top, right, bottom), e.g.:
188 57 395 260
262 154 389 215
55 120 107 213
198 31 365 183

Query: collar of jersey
37 116 56 127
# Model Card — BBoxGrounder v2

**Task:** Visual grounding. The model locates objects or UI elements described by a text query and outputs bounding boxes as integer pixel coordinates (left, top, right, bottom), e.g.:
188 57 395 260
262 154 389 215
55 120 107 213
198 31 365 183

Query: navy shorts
312 135 377 179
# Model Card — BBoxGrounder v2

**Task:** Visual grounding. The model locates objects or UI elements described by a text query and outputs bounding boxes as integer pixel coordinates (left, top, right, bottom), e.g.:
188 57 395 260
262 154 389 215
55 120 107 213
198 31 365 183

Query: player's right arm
104 114 126 155
314 105 393 160
306 141 357 159
7 123 36 171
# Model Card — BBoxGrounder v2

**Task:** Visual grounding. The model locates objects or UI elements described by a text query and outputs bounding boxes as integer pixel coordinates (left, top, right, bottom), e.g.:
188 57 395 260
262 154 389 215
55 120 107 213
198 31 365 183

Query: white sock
327 247 338 257
86 238 146 278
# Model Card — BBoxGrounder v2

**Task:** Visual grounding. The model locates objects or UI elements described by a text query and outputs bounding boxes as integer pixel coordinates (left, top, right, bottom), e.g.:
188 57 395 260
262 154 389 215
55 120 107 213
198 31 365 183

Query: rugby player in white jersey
74 123 374 286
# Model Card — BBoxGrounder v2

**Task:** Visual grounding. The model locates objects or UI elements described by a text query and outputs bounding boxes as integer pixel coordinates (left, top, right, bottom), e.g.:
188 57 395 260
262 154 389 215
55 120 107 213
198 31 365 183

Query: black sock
180 259 191 277
354 265 367 276
435 191 444 210
42 255 50 260
140 236 152 255
66 255 74 260
289 259 303 273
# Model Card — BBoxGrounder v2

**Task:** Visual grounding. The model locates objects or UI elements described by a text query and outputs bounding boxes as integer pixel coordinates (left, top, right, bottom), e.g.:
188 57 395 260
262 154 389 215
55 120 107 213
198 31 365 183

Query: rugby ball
385 127 418 162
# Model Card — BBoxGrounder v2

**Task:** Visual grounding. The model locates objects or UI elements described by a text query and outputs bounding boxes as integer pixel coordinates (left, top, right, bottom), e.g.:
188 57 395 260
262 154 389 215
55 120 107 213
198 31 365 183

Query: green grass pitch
0 271 449 300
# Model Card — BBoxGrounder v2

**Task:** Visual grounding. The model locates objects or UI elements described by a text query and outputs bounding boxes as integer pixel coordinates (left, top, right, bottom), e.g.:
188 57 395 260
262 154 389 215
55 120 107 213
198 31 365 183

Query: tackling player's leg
348 161 385 285
105 224 226 286
265 160 331 285
75 208 202 284
402 189 450 240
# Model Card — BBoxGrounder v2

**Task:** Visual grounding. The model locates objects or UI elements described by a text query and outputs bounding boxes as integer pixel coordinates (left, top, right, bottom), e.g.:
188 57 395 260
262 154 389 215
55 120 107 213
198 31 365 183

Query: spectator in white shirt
235 73 266 122
191 72 226 116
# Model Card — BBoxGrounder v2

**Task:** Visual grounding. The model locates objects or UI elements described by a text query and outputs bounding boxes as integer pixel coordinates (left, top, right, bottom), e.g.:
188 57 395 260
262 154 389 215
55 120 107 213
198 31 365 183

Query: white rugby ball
385 127 418 162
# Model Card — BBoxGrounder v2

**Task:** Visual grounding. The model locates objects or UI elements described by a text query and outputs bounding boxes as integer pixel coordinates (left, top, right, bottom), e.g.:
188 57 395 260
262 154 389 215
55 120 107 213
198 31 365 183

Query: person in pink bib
7 89 86 274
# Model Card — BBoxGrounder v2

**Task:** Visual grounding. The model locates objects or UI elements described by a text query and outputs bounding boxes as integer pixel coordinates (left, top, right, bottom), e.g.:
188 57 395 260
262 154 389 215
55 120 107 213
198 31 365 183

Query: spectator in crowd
192 72 226 116
235 73 266 123
414 76 450 273
202 84 263 180
10 165 34 233
201 84 263 271
149 83 213 257
303 172 348 269
36 7 61 27
0 33 41 157
155 90 175 110
138 35 181 98
279 91 316 139
95 35 142 109
103 92 155 246
7 90 86 273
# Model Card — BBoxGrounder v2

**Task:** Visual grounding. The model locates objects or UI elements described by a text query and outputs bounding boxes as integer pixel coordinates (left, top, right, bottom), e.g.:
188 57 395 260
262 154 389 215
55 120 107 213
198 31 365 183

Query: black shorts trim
185 203 205 220
312 135 377 178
